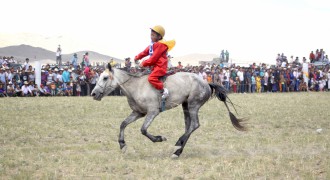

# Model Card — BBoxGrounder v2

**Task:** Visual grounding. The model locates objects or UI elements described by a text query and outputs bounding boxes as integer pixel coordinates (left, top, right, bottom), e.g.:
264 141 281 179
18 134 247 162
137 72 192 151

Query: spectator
125 57 131 71
324 55 329 64
13 82 21 96
50 82 57 96
6 81 15 97
230 77 237 93
57 85 65 96
251 75 256 93
31 84 39 96
56 45 62 67
177 61 183 69
256 74 261 93
224 68 230 91
0 83 7 97
220 50 225 61
65 83 73 96
46 70 55 85
71 53 78 69
76 80 81 96
0 57 3 66
299 80 308 91
204 63 211 70
39 84 50 96
28 70 35 84
62 67 70 87
167 55 173 68
245 69 252 93
89 68 98 92
23 58 30 71
237 68 244 93
21 81 33 96
5 67 13 84
214 70 221 85
309 51 315 63
83 52 90 67
198 68 207 81
225 50 229 62
0 68 6 85
20 69 29 84
78 71 87 96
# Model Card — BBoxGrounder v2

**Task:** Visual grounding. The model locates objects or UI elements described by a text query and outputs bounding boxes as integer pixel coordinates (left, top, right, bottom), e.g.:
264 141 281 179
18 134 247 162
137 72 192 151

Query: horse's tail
209 83 247 131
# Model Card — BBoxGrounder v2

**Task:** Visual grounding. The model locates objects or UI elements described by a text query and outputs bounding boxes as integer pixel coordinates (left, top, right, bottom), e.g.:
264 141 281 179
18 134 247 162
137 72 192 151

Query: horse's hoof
121 145 127 153
162 136 167 141
173 145 181 152
171 154 179 159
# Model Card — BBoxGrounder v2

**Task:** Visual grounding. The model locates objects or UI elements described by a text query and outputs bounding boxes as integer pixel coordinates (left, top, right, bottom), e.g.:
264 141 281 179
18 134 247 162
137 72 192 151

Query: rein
97 69 132 93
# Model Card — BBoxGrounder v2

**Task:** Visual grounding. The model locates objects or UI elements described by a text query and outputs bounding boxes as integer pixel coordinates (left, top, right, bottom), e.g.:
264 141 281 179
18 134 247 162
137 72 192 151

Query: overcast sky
2 0 330 63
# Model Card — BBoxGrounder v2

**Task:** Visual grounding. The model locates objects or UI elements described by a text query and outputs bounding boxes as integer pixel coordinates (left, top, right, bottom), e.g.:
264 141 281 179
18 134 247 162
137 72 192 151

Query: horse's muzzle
91 92 103 101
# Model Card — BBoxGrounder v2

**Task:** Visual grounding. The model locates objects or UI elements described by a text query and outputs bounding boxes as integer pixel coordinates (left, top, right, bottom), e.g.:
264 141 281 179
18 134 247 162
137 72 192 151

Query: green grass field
0 93 329 179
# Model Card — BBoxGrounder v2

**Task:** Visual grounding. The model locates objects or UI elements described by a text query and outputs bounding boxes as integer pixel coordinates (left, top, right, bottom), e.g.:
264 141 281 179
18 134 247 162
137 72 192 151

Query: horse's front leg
118 111 145 152
141 111 167 142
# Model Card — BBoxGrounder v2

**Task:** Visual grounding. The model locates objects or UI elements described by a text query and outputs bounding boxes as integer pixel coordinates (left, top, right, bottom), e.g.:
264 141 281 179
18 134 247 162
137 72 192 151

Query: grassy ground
0 92 329 179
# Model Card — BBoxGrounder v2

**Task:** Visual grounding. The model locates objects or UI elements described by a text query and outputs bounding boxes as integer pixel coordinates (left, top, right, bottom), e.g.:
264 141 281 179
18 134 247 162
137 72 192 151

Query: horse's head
91 63 116 101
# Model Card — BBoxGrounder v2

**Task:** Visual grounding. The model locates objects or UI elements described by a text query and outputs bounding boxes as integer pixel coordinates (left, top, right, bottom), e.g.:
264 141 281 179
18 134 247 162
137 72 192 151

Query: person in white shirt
53 68 59 81
203 63 211 70
237 68 245 93
47 70 55 85
224 68 230 91
198 68 206 81
24 58 30 71
56 45 62 67
0 68 6 85
21 81 33 96
0 57 3 66
57 70 63 84
5 68 13 83
263 70 269 92
319 78 326 91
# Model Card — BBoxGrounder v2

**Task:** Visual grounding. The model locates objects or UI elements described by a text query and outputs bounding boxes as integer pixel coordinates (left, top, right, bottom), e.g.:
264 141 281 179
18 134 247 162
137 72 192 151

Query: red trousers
148 68 166 90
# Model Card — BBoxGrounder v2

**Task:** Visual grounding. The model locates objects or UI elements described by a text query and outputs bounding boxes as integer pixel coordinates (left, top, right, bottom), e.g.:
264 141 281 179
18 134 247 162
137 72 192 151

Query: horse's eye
103 77 108 81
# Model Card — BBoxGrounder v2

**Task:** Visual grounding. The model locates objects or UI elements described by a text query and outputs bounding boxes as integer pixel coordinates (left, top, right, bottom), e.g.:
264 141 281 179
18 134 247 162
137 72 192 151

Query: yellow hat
151 25 165 38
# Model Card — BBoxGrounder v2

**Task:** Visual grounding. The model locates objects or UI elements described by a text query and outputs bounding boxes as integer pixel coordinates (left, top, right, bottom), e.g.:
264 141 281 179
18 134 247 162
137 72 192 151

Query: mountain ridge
0 44 123 64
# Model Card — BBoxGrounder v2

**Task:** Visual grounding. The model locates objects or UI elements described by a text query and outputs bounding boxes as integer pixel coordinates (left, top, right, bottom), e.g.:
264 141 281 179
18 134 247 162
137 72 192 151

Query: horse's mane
116 68 148 78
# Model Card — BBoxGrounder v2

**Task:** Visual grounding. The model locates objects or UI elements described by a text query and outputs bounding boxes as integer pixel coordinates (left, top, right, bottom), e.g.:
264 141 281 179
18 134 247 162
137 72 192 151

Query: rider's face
150 31 161 43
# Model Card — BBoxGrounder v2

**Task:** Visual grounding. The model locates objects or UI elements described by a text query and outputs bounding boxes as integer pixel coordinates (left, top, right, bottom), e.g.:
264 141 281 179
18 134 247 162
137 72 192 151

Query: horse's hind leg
118 111 145 152
172 106 200 158
141 111 167 142
182 102 191 132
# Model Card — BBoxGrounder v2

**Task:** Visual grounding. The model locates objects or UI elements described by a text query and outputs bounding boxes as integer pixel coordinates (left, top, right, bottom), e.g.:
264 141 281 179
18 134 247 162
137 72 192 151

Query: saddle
159 70 176 82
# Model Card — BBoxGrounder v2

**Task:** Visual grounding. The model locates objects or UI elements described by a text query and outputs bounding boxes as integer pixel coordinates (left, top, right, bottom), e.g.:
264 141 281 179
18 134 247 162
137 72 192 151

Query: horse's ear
107 63 112 72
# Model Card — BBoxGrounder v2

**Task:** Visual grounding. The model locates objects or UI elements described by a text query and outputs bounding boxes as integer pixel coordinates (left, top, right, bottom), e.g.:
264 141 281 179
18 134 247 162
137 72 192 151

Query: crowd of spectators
124 52 330 94
1 49 329 97
0 56 103 97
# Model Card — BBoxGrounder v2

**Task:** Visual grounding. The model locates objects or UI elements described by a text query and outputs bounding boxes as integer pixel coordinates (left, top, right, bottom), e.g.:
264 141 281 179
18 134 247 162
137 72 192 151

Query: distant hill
0 44 123 65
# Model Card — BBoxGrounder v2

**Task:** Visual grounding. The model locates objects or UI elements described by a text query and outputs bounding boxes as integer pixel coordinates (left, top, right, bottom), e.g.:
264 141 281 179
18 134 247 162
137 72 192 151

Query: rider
134 25 175 99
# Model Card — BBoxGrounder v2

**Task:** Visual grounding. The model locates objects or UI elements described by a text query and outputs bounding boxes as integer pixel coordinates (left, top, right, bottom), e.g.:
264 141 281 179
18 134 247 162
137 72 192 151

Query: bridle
96 70 132 94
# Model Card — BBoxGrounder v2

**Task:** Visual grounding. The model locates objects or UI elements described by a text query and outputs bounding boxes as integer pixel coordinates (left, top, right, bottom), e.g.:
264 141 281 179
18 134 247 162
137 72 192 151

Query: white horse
91 64 246 158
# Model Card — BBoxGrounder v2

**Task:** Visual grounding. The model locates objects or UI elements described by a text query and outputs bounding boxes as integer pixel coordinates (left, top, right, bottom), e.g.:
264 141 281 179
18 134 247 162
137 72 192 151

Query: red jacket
135 42 168 73
309 53 315 60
